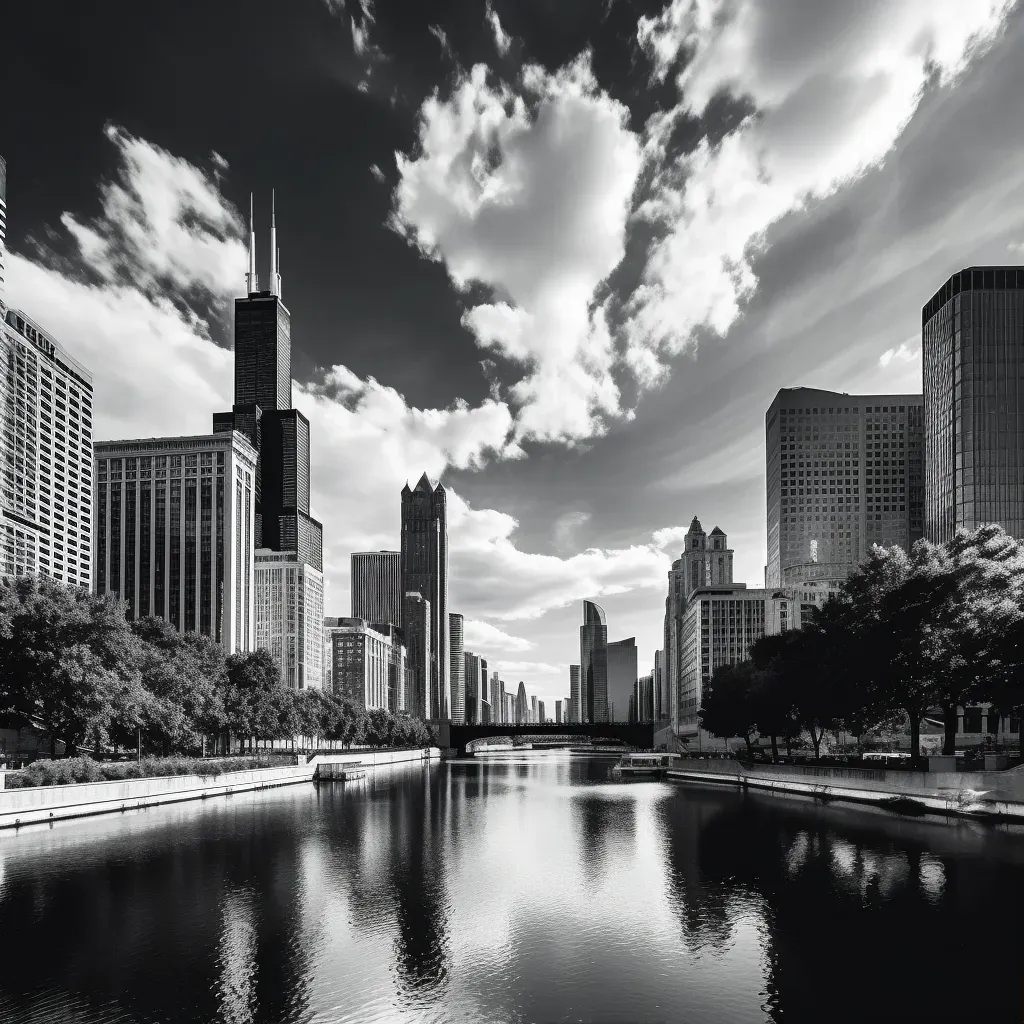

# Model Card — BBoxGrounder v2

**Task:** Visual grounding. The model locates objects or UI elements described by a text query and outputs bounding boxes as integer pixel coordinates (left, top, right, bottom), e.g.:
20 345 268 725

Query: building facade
923 267 1024 543
765 387 924 590
676 584 823 746
401 474 449 720
0 155 7 304
569 664 581 724
580 600 608 723
93 432 257 653
632 675 654 723
324 616 406 713
402 591 431 719
653 650 665 721
537 700 546 724
555 700 563 724
530 695 538 724
1 308 93 587
516 682 527 724
351 550 402 627
448 612 465 723
255 549 323 689
607 637 637 723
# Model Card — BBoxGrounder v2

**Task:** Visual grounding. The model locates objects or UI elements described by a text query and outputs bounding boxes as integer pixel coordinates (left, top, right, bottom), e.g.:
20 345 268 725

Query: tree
699 662 759 755
222 649 286 753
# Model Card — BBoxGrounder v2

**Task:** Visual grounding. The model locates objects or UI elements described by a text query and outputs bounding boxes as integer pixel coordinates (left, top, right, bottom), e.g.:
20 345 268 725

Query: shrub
4 754 288 788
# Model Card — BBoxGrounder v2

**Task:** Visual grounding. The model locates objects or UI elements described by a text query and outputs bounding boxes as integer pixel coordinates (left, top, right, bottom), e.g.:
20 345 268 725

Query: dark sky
4 0 1024 701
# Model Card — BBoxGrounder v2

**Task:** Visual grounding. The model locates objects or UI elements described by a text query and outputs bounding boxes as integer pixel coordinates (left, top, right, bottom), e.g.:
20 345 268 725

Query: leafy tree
700 661 759 755
222 649 287 753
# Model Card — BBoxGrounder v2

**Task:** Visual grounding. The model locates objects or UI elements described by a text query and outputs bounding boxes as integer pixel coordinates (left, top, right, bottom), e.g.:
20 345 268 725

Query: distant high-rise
401 474 449 719
449 612 465 723
403 591 431 719
607 637 637 723
530 695 538 724
923 268 1024 543
0 155 7 306
580 600 608 724
765 387 923 590
653 650 665 721
351 550 402 627
555 700 563 724
2 307 93 586
94 432 257 653
537 699 546 724
516 682 528 725
255 550 323 689
464 650 481 723
569 665 581 724
490 672 503 725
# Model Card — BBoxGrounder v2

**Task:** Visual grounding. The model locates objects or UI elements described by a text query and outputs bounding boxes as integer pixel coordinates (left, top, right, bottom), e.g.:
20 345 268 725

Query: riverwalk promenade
0 748 441 830
667 757 1024 820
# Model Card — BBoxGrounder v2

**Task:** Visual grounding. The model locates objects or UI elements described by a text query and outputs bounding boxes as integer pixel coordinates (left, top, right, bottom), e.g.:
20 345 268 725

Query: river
0 751 1021 1023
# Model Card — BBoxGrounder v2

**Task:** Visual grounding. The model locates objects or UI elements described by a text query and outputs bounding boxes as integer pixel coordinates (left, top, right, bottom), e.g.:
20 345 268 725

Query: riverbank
0 748 440 830
667 758 1024 821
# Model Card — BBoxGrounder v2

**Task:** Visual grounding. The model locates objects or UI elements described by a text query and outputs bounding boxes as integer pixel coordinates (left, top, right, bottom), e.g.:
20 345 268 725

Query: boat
317 762 367 782
611 753 680 778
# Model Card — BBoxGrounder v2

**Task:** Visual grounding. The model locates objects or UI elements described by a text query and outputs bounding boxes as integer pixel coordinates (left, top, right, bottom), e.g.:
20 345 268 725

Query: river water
0 751 1021 1024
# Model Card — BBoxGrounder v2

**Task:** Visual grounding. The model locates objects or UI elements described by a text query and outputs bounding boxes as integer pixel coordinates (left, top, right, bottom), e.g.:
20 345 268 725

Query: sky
4 0 1024 713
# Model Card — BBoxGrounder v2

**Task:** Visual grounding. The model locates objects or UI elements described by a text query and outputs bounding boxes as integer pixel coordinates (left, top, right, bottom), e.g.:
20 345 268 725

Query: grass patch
4 755 291 788
880 796 929 817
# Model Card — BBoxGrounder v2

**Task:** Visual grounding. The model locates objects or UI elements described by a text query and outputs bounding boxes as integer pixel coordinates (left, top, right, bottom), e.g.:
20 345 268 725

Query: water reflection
0 756 1021 1023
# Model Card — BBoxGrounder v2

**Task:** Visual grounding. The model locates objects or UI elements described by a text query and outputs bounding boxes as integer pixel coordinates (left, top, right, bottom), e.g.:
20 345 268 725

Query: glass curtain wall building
580 600 608 724
255 550 323 689
448 612 465 723
351 550 402 627
1 308 93 586
923 267 1024 543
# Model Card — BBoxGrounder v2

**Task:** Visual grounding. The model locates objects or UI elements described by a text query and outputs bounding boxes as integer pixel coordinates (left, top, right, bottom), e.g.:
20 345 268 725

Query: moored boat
611 753 680 778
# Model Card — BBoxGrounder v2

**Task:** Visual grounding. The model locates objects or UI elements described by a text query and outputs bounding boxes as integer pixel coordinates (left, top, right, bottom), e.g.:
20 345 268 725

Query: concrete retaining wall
666 759 1024 821
0 747 440 830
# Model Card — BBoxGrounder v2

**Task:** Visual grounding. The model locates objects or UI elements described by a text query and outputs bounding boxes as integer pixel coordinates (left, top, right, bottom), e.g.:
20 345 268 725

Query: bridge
437 721 656 757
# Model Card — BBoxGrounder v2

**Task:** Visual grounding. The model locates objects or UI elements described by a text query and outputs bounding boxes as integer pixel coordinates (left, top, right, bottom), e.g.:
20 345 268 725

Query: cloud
626 0 1015 382
428 24 453 60
485 2 512 57
552 511 591 551
391 57 642 445
878 342 921 368
463 619 534 652
1009 241 1024 254
488 660 567 679
369 163 386 184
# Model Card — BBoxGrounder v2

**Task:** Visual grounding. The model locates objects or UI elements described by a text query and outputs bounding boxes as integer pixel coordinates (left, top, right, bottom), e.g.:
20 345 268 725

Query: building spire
269 189 281 298
246 192 258 294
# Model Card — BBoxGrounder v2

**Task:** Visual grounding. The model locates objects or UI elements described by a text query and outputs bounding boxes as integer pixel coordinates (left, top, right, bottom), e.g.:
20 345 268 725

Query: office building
491 673 504 725
401 473 449 719
677 583 822 747
580 600 608 723
537 699 546 724
0 155 6 305
569 665 581 724
255 549 323 689
530 694 538 724
505 691 515 724
449 612 465 723
653 650 665 721
351 550 402 627
464 650 482 724
324 616 407 712
1 307 93 586
403 591 431 719
516 682 528 724
923 267 1024 543
765 387 924 590
607 637 637 723
632 675 654 723
94 432 257 653
555 700 563 724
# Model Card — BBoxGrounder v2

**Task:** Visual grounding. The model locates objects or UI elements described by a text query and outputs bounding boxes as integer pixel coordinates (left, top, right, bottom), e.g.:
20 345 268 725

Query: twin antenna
245 191 282 299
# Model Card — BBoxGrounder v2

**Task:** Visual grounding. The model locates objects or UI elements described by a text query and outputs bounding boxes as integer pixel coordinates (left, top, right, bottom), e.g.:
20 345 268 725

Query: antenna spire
246 192 258 294
269 189 281 298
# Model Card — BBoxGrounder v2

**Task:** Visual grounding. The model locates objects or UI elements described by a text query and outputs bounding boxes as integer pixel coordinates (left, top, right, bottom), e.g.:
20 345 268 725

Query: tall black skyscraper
401 474 448 720
214 194 322 572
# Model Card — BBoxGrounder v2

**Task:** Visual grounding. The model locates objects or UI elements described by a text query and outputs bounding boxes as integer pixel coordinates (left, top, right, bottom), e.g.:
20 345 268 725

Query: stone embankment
0 748 440 830
667 758 1024 821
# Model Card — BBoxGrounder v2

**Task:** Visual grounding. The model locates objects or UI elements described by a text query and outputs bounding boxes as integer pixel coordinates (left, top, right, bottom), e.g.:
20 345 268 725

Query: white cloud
552 510 591 550
463 619 534 652
489 660 567 679
369 164 386 184
627 0 1015 380
485 2 512 57
428 24 453 59
878 342 921 368
1008 241 1024 254
391 57 642 445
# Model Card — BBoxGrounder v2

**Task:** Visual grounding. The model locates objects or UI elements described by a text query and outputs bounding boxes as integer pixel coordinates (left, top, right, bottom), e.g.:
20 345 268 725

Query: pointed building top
415 472 433 491
688 516 704 533
401 482 412 497
245 192 258 294
709 526 725 536
269 189 281 299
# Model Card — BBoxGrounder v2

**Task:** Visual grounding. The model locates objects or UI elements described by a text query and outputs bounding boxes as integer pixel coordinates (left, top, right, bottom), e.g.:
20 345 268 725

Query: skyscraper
255 550 323 689
401 473 449 719
351 550 402 626
530 695 538 724
449 612 465 723
555 700 563 724
923 267 1024 543
569 665 581 724
464 650 481 723
2 307 93 586
607 637 637 723
324 616 407 713
0 155 7 306
213 194 324 686
537 699 546 724
653 650 665 721
516 682 528 724
765 387 924 590
403 591 431 719
580 600 608 724
93 432 257 653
